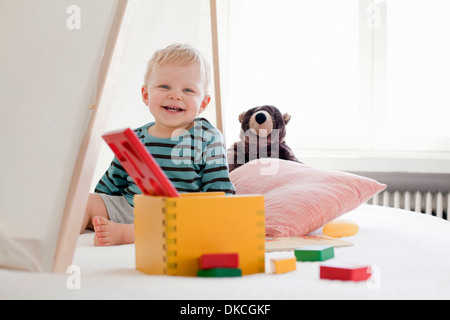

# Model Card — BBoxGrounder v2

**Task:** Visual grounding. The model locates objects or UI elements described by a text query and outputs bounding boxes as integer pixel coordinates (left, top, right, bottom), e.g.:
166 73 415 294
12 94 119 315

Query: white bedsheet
1 204 450 300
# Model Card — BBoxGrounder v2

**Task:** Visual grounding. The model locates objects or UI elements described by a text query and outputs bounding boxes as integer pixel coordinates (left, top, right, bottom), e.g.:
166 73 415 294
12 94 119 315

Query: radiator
368 190 450 221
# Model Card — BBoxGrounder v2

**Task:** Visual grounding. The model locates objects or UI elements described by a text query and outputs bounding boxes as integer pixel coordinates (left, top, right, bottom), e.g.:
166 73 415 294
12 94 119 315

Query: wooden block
199 253 239 270
270 258 297 274
294 245 334 261
323 219 359 238
197 268 242 277
320 262 371 281
134 193 265 276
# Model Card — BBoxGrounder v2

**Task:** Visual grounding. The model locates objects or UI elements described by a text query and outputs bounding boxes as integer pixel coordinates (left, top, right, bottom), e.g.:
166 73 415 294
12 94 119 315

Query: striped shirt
95 118 236 207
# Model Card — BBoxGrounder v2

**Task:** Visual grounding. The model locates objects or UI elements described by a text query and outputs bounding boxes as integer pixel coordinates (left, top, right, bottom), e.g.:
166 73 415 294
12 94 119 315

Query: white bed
2 204 450 300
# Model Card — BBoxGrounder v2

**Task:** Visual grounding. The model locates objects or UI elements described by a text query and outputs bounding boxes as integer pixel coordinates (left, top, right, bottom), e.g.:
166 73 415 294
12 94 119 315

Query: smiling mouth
163 106 184 113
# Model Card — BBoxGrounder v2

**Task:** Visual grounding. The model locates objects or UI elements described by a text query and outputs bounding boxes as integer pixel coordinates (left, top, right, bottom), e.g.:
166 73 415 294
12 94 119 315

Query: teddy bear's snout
255 112 267 125
248 110 273 138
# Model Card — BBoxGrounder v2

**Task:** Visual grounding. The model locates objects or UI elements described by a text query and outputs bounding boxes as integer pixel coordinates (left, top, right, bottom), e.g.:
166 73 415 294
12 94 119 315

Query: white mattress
1 204 450 300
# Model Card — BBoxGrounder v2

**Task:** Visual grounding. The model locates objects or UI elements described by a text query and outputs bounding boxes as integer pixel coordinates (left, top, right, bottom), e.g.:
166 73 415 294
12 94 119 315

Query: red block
320 263 372 281
199 253 239 270
102 128 179 197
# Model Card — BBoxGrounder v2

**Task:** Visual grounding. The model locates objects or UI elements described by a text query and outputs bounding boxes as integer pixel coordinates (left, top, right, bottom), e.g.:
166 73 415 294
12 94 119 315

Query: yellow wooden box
134 192 265 276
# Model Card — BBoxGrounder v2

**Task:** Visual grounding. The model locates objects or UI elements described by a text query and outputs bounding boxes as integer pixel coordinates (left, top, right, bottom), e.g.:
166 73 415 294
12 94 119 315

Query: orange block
271 257 297 274
323 219 359 238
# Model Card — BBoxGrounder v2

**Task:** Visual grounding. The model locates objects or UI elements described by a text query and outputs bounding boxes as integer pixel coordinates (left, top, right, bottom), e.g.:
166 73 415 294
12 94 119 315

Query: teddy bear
227 105 300 172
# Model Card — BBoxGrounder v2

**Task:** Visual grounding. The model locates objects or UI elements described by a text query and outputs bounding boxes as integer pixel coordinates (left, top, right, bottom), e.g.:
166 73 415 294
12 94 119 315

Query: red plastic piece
102 128 180 197
199 253 239 270
320 263 372 281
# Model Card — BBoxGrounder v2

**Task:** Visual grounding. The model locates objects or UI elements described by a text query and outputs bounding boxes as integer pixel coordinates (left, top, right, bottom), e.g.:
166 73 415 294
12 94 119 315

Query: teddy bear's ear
238 111 246 123
283 113 291 124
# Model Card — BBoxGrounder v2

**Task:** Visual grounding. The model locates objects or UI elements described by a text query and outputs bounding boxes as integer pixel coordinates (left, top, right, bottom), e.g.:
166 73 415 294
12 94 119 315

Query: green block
197 268 242 277
294 246 334 261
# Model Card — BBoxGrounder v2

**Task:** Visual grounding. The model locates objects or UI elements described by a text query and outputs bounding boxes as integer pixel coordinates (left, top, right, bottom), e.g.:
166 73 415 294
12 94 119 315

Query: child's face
142 62 211 137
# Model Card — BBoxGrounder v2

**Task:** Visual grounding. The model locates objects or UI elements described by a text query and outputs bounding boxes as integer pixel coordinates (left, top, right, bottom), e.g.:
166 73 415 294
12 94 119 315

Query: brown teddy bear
227 105 300 172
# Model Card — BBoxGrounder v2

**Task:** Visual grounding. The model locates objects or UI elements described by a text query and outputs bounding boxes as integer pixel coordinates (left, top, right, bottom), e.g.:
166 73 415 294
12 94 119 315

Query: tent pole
209 0 224 138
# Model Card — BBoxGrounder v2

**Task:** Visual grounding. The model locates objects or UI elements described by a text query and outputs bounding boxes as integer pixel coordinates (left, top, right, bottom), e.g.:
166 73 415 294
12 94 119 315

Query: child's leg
81 193 109 232
81 193 135 246
92 216 135 246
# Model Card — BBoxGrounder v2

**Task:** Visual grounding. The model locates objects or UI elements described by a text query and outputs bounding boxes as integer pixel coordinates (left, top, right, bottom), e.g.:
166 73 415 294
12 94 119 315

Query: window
219 0 450 158
382 0 450 151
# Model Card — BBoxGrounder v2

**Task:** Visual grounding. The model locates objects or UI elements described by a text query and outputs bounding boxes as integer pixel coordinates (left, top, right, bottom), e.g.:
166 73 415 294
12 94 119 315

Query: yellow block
323 219 359 238
134 192 265 276
271 258 297 274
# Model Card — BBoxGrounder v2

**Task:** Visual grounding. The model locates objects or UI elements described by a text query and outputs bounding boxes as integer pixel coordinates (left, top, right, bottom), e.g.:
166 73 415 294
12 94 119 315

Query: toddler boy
81 43 235 246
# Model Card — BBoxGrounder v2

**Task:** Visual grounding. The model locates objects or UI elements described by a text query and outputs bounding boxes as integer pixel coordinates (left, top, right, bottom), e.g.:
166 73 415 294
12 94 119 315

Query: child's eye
183 88 194 93
159 85 170 89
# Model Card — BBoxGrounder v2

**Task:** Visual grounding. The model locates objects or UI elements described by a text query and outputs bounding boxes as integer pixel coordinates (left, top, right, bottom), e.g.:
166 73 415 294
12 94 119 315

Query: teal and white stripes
95 118 235 206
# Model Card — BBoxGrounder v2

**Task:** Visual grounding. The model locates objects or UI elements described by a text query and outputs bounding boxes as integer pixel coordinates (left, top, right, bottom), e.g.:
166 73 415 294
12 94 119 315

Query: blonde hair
143 43 211 94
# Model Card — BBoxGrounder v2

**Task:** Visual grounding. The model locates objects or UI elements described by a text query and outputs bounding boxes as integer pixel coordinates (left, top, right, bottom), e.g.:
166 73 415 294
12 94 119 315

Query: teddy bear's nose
255 112 267 124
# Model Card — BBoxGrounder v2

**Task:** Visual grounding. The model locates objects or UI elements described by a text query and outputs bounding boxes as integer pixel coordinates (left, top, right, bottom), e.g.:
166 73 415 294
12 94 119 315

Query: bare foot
92 216 135 246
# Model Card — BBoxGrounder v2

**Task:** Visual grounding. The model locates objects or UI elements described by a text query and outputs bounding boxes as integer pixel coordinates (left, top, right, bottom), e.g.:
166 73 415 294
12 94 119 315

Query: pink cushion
229 159 386 237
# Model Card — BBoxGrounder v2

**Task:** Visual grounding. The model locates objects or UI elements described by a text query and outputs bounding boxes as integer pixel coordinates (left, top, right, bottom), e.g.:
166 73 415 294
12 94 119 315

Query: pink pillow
229 159 386 237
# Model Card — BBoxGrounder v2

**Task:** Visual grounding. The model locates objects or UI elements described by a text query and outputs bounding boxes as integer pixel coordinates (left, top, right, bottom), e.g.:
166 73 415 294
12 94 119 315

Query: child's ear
141 85 149 106
199 95 211 113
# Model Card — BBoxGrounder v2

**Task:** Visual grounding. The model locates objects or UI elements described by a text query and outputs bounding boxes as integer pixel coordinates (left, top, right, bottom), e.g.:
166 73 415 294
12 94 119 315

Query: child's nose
168 91 182 100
